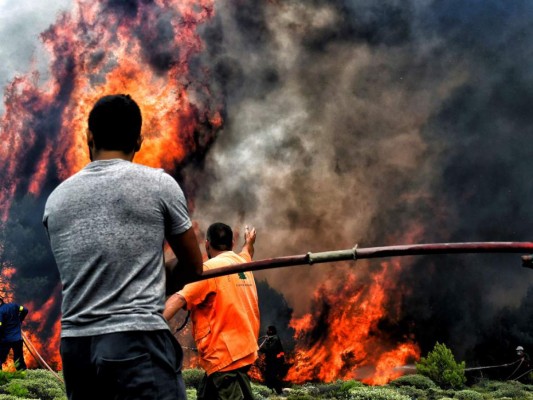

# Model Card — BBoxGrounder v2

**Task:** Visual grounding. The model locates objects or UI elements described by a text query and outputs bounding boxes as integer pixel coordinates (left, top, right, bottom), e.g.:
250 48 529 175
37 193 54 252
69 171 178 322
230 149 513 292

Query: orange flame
286 261 420 385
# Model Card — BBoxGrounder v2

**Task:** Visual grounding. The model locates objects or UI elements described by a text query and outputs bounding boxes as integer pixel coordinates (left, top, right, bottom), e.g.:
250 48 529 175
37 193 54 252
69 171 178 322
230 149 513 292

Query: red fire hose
21 331 63 383
192 241 533 282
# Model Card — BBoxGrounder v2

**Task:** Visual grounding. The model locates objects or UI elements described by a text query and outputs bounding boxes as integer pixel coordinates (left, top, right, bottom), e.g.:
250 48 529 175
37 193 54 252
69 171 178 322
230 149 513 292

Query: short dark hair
206 222 233 251
88 94 142 153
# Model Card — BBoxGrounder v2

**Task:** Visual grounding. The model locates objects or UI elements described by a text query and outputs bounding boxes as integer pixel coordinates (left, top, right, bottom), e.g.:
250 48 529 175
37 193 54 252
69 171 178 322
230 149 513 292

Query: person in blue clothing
0 298 28 370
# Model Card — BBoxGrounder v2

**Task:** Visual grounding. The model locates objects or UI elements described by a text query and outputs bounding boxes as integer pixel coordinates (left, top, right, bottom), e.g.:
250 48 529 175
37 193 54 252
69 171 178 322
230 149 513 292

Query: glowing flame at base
286 262 420 385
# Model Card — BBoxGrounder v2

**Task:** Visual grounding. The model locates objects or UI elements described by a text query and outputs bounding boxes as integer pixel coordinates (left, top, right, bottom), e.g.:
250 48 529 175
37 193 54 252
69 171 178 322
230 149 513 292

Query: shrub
185 388 197 400
314 381 343 397
182 368 205 389
14 377 66 400
454 389 484 400
390 385 427 399
347 386 411 400
13 369 66 400
416 342 466 389
334 380 365 400
388 374 437 390
4 380 29 397
0 370 25 386
251 385 270 400
285 387 316 400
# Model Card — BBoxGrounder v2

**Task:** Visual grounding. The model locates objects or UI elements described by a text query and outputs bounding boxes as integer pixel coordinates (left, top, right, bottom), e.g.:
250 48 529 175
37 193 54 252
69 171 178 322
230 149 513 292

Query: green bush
416 342 466 389
471 379 532 398
314 381 343 397
14 370 66 400
185 388 197 400
334 380 365 400
0 371 26 386
388 374 437 389
454 389 484 400
182 368 205 389
347 386 411 400
251 382 272 399
4 380 29 398
285 388 316 400
390 385 427 399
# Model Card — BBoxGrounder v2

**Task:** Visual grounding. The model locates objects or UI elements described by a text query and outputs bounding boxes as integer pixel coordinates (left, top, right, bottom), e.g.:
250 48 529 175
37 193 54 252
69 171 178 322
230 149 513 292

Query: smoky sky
2 0 533 368
186 0 533 363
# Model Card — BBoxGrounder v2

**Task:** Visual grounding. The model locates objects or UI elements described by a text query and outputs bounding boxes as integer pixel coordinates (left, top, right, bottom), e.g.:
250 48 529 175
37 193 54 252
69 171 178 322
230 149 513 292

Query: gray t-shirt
43 159 192 337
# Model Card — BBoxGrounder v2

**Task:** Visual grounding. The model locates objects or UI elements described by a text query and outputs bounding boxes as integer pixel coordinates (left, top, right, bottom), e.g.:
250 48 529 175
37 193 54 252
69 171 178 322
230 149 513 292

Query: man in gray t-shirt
43 94 203 400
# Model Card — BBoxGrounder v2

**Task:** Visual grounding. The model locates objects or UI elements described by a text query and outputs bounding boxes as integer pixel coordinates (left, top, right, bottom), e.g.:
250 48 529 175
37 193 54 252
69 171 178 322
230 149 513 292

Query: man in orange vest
164 223 259 400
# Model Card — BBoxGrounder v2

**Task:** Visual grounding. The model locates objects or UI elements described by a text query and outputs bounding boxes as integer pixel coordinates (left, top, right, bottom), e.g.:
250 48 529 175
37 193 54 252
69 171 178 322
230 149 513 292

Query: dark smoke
185 0 533 368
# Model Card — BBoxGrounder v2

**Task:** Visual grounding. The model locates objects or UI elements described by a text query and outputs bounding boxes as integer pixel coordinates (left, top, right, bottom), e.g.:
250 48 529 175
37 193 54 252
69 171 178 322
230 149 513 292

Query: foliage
16 369 65 400
251 382 272 399
7 367 533 399
313 381 344 398
472 379 533 398
3 381 29 398
182 368 205 389
454 389 484 400
285 388 316 400
332 379 366 400
185 388 197 400
347 386 411 400
416 342 466 389
392 385 428 399
388 374 437 390
0 371 25 386
0 369 65 400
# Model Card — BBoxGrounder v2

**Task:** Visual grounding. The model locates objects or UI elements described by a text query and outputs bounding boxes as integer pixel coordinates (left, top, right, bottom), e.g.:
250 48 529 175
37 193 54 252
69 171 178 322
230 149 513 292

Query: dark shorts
197 366 254 400
60 330 185 400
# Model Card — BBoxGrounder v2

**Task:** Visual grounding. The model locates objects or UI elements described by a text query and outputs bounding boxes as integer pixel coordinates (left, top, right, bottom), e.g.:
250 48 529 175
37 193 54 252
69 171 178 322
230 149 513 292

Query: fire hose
465 358 533 381
190 241 533 282
21 331 63 383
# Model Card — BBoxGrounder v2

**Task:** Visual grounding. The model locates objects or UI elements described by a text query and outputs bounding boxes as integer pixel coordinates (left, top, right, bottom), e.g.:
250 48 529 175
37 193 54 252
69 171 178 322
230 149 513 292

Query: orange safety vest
178 251 260 375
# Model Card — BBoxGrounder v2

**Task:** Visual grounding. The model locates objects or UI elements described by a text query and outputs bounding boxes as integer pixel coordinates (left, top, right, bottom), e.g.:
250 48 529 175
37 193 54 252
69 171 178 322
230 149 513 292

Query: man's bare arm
163 292 187 320
241 225 256 259
165 227 203 293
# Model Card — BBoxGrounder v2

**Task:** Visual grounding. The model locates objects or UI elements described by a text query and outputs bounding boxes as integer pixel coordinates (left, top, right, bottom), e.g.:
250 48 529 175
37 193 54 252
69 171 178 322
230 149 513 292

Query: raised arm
241 225 256 259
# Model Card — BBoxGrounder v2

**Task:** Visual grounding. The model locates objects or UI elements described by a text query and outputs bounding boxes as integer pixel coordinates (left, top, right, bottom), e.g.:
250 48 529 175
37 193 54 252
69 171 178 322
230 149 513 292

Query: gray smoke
184 0 533 363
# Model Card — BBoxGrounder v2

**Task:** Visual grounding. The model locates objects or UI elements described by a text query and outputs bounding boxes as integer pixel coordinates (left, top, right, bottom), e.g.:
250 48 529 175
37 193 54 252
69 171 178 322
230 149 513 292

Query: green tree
415 342 466 389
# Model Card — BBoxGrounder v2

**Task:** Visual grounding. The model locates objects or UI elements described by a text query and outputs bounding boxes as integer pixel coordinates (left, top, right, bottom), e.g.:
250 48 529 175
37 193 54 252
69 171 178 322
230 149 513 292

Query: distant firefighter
507 345 533 382
259 325 286 394
516 346 531 368
0 298 28 370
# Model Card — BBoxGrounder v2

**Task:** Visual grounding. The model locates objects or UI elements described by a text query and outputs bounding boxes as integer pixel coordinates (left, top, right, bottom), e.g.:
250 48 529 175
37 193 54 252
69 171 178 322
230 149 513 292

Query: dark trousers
197 366 254 400
60 330 186 400
0 340 27 370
